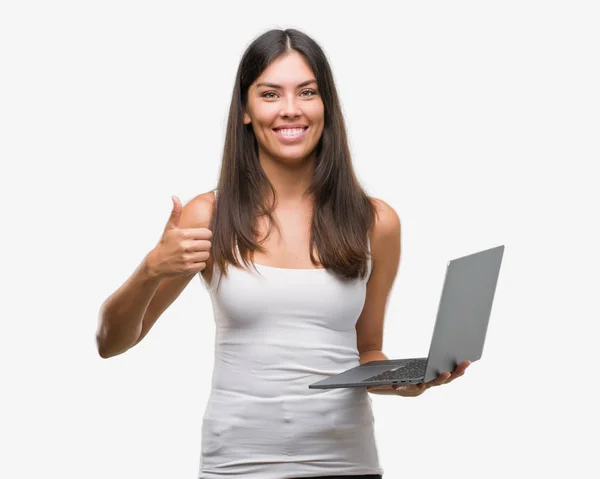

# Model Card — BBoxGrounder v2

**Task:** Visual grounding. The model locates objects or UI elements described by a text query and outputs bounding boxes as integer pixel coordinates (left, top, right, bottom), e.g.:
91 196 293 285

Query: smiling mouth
273 126 309 141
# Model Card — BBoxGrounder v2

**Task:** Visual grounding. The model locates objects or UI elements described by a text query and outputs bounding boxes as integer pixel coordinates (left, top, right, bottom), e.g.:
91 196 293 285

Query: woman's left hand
366 360 471 397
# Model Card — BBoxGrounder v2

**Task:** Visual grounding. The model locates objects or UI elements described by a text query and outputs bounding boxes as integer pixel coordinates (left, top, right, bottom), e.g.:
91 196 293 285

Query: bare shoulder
369 197 401 242
367 196 401 268
178 190 216 229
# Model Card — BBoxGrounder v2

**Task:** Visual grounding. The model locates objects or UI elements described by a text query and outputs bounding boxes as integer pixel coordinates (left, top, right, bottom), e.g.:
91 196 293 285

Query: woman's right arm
95 192 214 358
96 253 163 358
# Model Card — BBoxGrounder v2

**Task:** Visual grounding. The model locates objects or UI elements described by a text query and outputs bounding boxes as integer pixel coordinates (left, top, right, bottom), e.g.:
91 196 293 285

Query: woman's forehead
254 53 316 88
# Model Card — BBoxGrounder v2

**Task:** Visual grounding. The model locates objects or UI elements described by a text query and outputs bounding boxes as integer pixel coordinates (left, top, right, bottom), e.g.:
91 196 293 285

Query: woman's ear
243 112 251 125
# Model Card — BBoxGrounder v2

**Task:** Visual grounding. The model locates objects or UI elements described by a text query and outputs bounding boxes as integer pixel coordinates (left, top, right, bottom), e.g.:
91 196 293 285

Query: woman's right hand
145 196 213 279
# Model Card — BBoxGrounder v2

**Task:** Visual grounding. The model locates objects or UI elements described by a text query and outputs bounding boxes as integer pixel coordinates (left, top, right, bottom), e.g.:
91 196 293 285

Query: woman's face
244 51 325 165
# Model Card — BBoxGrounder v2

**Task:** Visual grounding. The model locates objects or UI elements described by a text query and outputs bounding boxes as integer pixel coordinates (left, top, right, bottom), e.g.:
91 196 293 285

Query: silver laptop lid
423 245 505 382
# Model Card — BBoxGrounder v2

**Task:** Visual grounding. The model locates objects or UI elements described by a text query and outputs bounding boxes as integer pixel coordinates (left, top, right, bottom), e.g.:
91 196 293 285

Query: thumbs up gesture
146 196 213 279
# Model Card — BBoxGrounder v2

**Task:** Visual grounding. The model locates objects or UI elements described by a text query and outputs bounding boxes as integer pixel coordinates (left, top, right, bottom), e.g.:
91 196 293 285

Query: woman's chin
259 143 318 165
276 147 317 164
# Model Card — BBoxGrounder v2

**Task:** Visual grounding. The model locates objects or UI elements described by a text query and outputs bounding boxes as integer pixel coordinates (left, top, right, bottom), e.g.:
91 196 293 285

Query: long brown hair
210 28 378 283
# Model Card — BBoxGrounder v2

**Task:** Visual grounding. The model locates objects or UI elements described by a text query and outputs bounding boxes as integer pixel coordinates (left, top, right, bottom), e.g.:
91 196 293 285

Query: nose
280 94 301 118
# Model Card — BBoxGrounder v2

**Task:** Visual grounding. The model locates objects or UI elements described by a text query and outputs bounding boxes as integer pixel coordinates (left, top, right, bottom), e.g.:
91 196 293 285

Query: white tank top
198 190 383 479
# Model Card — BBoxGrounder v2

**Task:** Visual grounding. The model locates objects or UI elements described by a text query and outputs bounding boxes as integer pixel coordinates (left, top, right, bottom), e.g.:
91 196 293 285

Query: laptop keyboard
362 359 427 382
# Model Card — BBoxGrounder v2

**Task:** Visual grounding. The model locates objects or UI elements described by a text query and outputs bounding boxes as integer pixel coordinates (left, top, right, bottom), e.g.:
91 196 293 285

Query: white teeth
277 128 306 137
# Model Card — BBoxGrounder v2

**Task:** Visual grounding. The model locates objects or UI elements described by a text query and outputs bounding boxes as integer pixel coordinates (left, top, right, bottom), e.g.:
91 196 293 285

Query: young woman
97 28 469 479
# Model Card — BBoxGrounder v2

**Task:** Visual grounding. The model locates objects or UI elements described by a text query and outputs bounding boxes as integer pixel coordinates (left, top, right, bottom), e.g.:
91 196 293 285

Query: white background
1 1 598 478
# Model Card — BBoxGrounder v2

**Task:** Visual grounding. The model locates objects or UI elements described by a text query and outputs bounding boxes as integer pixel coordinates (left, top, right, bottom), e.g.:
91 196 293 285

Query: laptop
308 245 505 389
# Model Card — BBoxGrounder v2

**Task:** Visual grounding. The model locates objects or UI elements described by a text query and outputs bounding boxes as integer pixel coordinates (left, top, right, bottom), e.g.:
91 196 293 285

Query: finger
187 250 211 263
394 382 426 390
406 382 426 392
165 196 182 230
414 383 428 395
183 238 213 252
181 228 213 241
456 360 471 373
447 361 470 380
442 361 470 382
427 372 451 388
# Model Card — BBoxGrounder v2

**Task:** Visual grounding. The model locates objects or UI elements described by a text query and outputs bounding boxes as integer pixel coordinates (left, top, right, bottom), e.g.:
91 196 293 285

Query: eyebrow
255 79 317 89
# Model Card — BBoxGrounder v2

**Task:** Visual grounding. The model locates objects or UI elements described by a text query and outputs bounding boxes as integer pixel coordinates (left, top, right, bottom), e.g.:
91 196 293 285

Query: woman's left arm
356 198 400 367
355 199 470 397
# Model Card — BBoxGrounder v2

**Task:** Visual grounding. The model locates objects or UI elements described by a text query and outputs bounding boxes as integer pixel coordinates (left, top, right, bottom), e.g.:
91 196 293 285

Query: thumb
165 195 182 230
